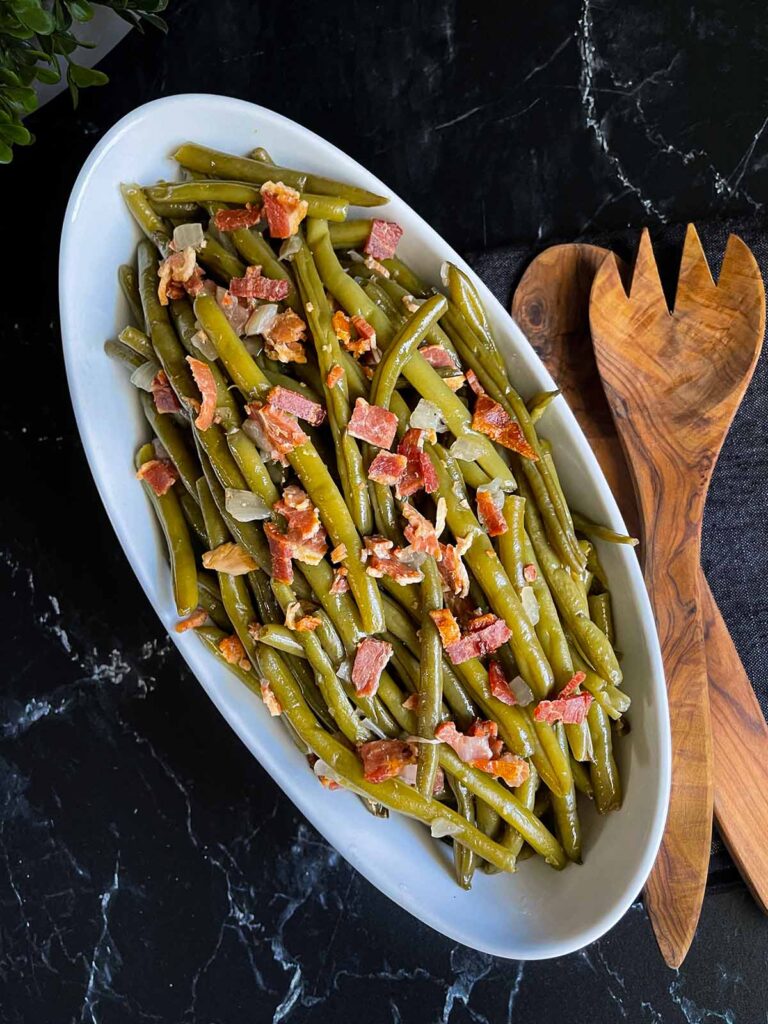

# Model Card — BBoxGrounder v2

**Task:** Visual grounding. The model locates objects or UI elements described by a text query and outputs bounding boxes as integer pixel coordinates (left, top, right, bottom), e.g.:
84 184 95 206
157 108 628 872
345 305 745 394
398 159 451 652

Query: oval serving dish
59 93 670 960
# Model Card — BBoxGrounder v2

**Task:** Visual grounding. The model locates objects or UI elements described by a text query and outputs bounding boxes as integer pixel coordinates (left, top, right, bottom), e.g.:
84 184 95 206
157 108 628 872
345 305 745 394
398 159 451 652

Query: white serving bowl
59 93 670 960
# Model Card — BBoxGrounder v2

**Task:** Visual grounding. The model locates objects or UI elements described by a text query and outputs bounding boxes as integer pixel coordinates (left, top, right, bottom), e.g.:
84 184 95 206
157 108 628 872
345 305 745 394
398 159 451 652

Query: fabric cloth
466 220 768 876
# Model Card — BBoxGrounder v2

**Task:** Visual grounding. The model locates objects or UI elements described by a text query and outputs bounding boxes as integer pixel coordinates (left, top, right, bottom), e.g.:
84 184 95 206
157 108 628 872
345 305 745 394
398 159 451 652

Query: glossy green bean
550 725 581 862
371 293 448 410
380 258 430 296
104 339 145 369
146 180 350 222
198 232 246 283
328 220 372 248
588 593 615 646
570 757 594 798
588 700 622 814
527 390 560 424
417 558 443 798
121 183 170 250
149 198 200 218
179 490 207 545
448 776 477 889
496 494 527 590
139 391 200 500
119 325 153 360
572 511 639 547
118 264 146 329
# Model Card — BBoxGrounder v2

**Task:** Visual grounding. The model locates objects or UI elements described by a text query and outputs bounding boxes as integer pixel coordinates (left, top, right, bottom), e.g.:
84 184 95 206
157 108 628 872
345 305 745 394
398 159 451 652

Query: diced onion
337 657 352 683
152 438 170 462
130 359 161 392
224 487 272 522
353 709 387 739
312 759 346 788
440 261 450 288
346 250 365 263
508 675 535 706
191 328 218 361
396 547 427 569
244 303 279 337
410 398 447 433
172 222 205 252
430 816 462 839
449 434 487 462
521 585 540 626
278 236 302 261
406 735 442 745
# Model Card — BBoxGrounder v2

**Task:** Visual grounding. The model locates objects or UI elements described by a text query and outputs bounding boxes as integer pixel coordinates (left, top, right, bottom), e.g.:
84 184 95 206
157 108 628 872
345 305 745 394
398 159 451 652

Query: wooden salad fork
513 241 768 950
588 226 764 967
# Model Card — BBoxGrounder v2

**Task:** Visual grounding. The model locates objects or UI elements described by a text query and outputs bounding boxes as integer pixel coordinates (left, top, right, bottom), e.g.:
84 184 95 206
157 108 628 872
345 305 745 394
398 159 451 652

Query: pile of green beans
110 140 632 889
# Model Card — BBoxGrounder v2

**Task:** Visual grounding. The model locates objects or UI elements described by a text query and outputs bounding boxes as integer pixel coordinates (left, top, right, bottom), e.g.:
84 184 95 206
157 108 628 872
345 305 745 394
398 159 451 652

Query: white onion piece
434 497 447 538
152 438 170 462
312 759 346 788
440 260 450 287
172 222 205 251
449 434 487 462
192 328 218 361
215 286 249 335
337 657 352 683
224 487 272 523
409 398 447 433
396 547 427 569
346 249 365 263
521 585 540 626
130 359 161 392
244 303 279 337
508 675 535 707
278 236 302 261
406 735 442 745
353 709 387 739
430 816 462 839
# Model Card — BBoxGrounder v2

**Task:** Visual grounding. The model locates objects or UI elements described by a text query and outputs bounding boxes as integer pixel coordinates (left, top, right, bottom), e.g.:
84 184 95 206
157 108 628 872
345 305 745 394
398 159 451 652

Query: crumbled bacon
471 753 530 788
330 543 347 563
260 680 283 716
533 692 593 725
186 356 217 431
284 600 321 632
263 310 308 363
465 369 485 396
291 529 329 566
476 489 508 537
435 720 496 762
272 485 328 566
467 718 504 758
467 612 497 633
326 363 345 389
174 607 208 633
264 523 294 584
150 369 181 414
437 537 471 598
267 385 326 426
357 739 416 783
329 566 349 595
218 634 251 670
523 563 538 583
444 616 512 665
213 204 262 232
368 451 407 486
364 535 424 585
363 219 404 260
419 344 458 369
260 181 308 238
401 503 442 559
559 671 587 699
472 395 538 460
136 457 178 496
202 542 258 576
488 661 518 706
157 247 198 305
331 310 351 345
429 608 461 647
347 398 398 449
245 402 309 465
347 315 377 357
395 428 438 498
402 693 420 712
229 264 290 302
351 637 392 697
184 264 206 297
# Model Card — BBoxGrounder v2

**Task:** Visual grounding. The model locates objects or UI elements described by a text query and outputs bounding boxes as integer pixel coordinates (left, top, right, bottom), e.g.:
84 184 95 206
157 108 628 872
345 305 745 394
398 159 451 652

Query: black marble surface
3 1 768 1021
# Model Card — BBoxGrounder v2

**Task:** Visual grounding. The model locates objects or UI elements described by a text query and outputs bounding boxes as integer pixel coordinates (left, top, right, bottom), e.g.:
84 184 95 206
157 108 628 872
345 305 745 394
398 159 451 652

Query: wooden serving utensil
512 241 768 944
587 226 764 967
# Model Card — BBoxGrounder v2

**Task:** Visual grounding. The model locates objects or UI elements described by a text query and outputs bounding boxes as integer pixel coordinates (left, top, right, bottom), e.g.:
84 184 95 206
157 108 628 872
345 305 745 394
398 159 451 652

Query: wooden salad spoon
512 242 768 949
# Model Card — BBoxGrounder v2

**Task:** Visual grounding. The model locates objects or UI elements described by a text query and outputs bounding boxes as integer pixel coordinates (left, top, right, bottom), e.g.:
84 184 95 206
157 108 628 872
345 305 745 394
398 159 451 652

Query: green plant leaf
0 140 14 164
35 64 62 84
67 1 95 21
13 0 56 35
67 62 108 87
0 121 31 145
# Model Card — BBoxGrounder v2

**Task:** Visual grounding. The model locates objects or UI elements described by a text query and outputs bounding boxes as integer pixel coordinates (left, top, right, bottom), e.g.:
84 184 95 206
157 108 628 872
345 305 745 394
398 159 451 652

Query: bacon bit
136 458 178 496
363 254 390 276
467 612 497 633
401 503 442 559
229 264 290 302
260 180 308 238
186 357 217 431
263 309 308 363
331 310 351 345
347 398 398 449
559 671 587 699
280 483 312 509
467 718 504 758
264 523 294 584
419 344 458 369
472 394 539 460
213 204 262 232
326 363 345 389
488 661 519 706
330 566 349 595
444 374 466 392
157 247 198 305
357 739 416 783
533 692 593 725
471 753 530 788
184 264 206 297
267 385 326 426
174 608 208 633
345 314 378 357
274 488 322 541
150 369 181 414
476 489 508 537
364 536 424 585
218 634 251 671
437 537 471 598
260 680 283 716
395 428 438 498
368 451 407 486
292 529 328 566
284 600 321 633
202 542 258 576
245 402 309 465
429 608 461 647
363 219 404 260
465 369 485 396
351 637 392 697
444 617 512 665
523 563 538 583
330 543 347 563
435 721 496 762
402 693 420 712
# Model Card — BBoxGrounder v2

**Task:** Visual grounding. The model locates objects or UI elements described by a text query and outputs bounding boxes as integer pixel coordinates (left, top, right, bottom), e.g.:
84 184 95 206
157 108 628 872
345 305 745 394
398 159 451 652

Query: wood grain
513 241 768 928
587 226 764 967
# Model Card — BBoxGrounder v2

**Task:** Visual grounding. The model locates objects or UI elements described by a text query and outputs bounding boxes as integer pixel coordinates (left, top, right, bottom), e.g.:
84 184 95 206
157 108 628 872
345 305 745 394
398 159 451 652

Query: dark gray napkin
466 221 768 878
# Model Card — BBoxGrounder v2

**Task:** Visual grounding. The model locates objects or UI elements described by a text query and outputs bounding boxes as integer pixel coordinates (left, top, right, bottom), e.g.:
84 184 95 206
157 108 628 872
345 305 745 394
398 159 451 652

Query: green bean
136 443 197 616
417 559 443 797
104 339 145 370
448 776 477 889
146 180 350 222
118 264 145 329
550 725 581 862
149 198 200 219
483 762 538 874
572 511 639 547
248 146 274 163
588 593 615 646
119 325 153 360
198 232 246 284
179 490 207 545
570 757 594 798
380 257 430 296
139 391 200 500
253 623 305 657
496 495 527 590
328 220 372 248
588 701 622 814
371 293 449 410
311 609 346 667
121 183 170 250
527 390 560 424
248 568 283 624
194 571 231 630
226 428 281 506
